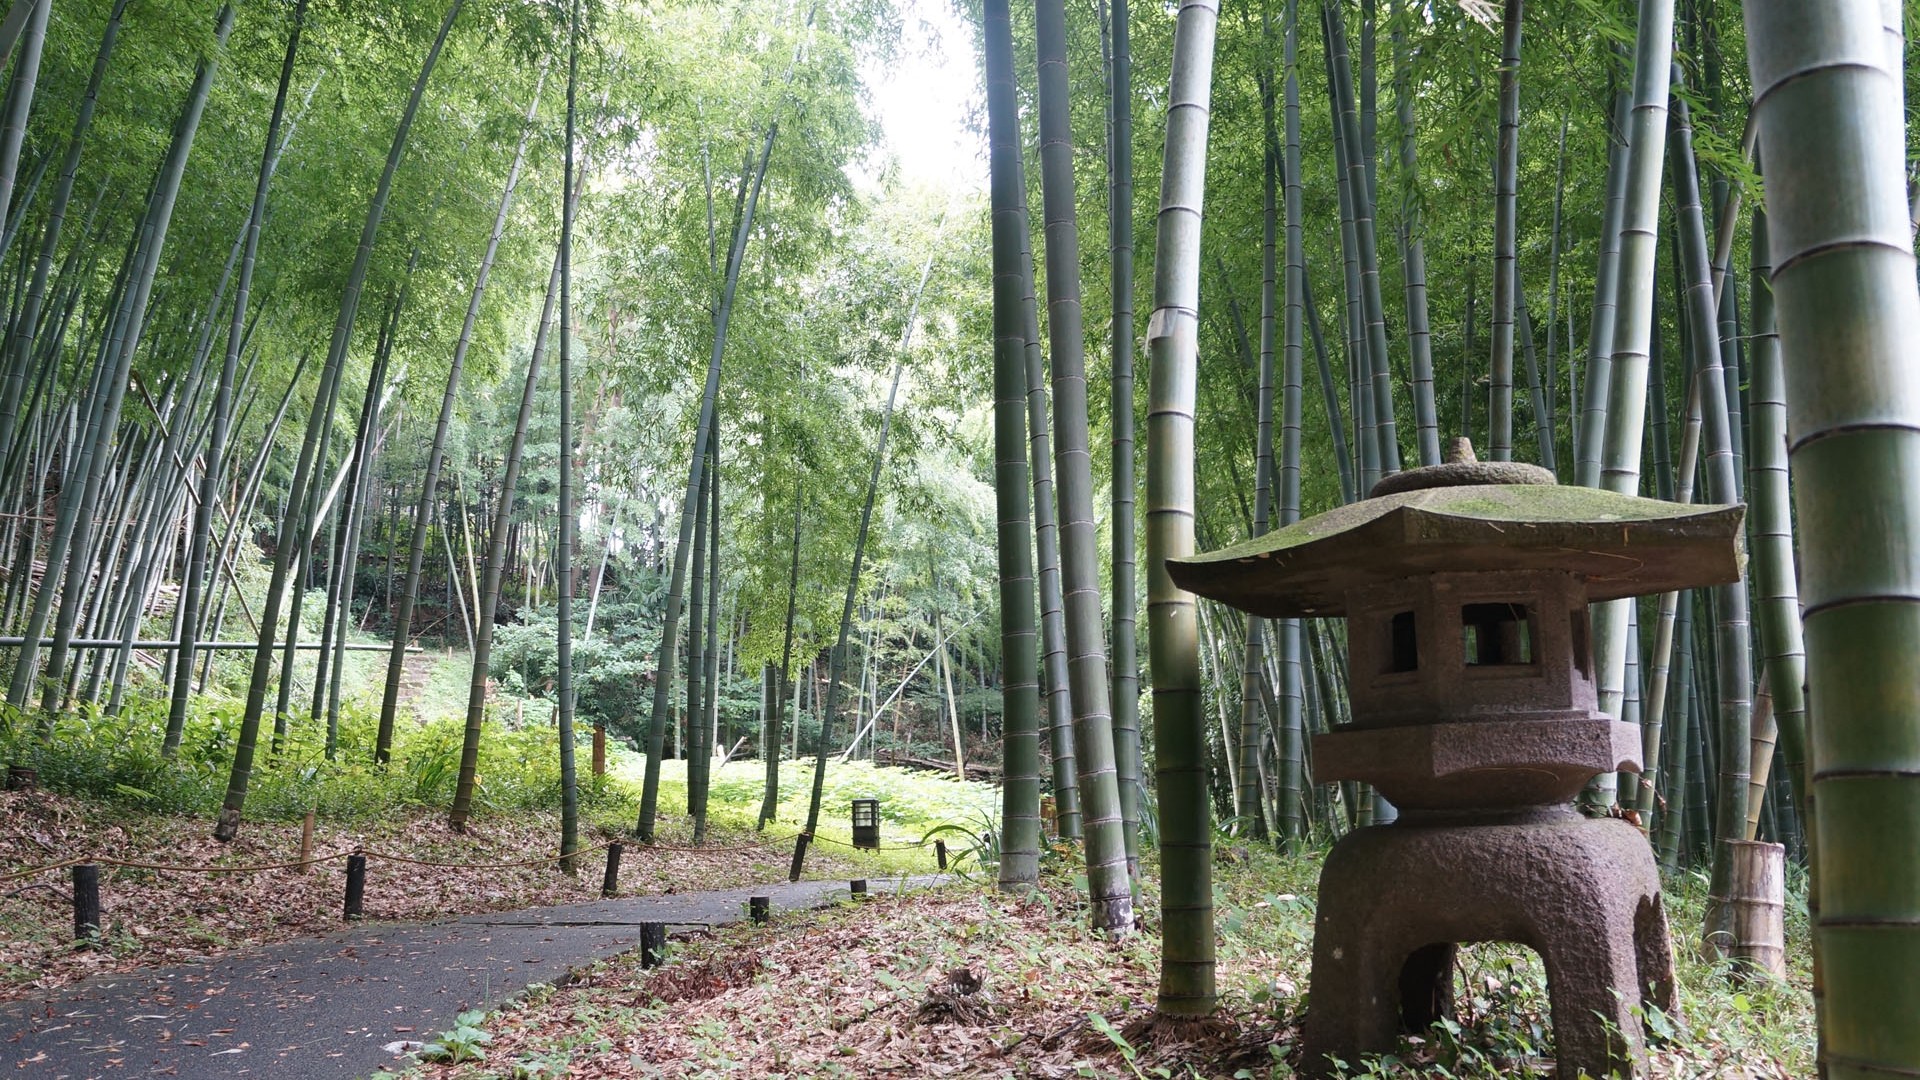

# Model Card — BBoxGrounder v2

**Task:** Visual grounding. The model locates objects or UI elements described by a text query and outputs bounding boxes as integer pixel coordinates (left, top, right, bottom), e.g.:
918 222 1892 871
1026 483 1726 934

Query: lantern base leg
1298 815 1675 1079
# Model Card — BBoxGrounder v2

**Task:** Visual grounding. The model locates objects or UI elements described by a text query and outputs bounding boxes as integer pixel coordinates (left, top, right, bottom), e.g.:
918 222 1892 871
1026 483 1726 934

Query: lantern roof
1168 476 1744 619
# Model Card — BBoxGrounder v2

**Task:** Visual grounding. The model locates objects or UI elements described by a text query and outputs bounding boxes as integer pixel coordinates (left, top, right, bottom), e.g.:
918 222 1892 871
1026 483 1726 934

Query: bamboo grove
0 0 1913 1071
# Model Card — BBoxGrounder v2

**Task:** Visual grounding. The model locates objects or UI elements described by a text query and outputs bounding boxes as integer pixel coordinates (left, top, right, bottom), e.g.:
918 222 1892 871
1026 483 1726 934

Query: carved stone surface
1312 718 1643 811
1299 813 1677 1079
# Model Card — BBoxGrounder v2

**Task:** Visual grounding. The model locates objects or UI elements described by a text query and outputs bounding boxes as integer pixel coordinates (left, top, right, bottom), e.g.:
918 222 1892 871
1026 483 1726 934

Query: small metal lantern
850 798 881 849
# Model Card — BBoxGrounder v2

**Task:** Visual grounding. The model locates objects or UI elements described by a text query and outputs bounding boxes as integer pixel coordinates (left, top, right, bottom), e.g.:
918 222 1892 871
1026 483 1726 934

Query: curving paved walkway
2 875 937 1079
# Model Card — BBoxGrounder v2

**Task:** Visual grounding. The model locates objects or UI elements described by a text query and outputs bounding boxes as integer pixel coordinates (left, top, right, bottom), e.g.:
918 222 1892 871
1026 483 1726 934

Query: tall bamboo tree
636 117 775 843
1743 207 1807 833
1589 0 1674 770
218 0 464 841
1147 0 1219 1013
984 0 1040 891
1033 0 1131 935
386 69 545 768
1671 79 1753 948
1746 4 1916 1068
166 0 306 756
1487 0 1523 462
1107 0 1141 877
554 0 581 870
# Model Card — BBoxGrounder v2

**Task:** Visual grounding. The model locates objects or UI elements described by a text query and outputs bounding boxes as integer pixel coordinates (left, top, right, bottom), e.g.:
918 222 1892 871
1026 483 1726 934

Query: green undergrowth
615 756 1000 879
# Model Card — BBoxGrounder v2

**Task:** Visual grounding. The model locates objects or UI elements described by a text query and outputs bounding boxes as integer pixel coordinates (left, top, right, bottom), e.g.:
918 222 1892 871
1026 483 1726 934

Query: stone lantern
1168 441 1743 1079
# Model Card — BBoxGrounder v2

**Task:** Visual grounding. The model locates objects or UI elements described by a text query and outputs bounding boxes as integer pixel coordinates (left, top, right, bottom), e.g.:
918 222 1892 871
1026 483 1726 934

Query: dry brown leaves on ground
400 883 1286 1079
0 791 829 1001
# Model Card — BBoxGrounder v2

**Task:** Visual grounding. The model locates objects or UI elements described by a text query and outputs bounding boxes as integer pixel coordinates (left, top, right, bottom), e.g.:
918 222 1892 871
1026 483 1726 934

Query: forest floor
0 874 937 1079
388 846 1817 1080
0 790 867 1004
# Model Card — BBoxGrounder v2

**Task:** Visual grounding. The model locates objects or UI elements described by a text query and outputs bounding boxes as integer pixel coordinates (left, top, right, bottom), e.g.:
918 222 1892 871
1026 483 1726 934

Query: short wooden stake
640 922 666 968
295 809 315 874
592 724 607 777
1728 839 1787 981
850 879 868 897
749 895 770 924
344 853 367 920
71 864 100 943
601 842 623 898
935 839 948 870
787 833 811 883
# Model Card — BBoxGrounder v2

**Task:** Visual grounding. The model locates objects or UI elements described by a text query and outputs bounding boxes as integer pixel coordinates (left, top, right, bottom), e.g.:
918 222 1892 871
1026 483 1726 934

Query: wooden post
295 809 315 874
71 864 100 943
344 853 366 919
592 723 606 777
787 832 810 883
850 879 868 897
1727 839 1787 980
935 839 948 870
639 922 666 968
749 895 770 924
601 842 623 898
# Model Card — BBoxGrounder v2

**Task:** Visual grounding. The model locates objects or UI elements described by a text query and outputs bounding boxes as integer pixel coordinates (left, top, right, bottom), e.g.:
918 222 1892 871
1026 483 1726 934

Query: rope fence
2 820 947 942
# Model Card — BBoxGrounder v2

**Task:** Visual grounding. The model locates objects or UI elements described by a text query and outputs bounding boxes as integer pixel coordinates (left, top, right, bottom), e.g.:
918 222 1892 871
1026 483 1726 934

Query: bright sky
860 4 987 195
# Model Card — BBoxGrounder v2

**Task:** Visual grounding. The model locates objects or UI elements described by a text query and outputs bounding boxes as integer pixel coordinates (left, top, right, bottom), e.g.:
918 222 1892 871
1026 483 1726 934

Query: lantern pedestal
1299 811 1676 1079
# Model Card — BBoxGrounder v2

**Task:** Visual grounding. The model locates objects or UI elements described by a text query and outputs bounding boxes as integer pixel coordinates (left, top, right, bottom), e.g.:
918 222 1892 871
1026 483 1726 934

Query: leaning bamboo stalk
220 0 464 842
393 69 544 774
1671 76 1755 953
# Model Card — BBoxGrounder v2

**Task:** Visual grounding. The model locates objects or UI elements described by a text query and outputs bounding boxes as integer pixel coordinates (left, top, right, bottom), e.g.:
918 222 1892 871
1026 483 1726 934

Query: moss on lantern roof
1169 483 1744 618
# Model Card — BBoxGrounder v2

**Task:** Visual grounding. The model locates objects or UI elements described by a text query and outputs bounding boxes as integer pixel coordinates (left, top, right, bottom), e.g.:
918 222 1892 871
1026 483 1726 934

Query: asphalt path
2 875 935 1079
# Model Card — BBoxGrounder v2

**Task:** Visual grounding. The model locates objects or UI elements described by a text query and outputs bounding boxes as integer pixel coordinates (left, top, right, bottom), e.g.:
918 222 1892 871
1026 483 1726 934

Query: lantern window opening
1383 610 1419 674
1461 602 1535 667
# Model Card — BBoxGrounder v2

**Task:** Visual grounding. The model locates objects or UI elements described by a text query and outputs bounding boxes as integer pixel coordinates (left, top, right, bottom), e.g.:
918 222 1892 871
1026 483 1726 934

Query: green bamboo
1276 0 1307 845
1017 166 1082 842
759 474 803 830
984 0 1040 889
1388 0 1437 466
555 0 581 871
219 0 463 841
392 70 544 773
1487 0 1523 462
1235 32 1281 840
1324 3 1398 478
24 4 235 719
0 0 45 249
1747 4 1916 1068
1589 0 1674 770
637 117 774 843
461 237 565 835
1034 0 1131 935
1574 84 1633 487
1146 0 1219 1012
1671 78 1754 953
1107 0 1141 878
1743 208 1808 837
